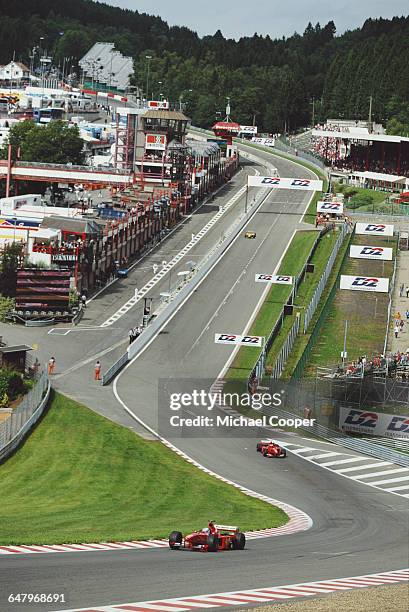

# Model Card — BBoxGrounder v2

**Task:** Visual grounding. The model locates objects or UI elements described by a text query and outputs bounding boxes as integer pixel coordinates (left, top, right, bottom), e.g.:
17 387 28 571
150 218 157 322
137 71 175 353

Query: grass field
225 230 318 381
0 393 288 545
304 234 396 374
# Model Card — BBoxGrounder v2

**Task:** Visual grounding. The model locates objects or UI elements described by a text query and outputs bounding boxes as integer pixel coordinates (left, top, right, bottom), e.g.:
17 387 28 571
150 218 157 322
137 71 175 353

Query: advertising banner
214 333 264 347
251 137 275 147
148 100 169 110
240 125 257 134
339 407 409 439
355 223 394 237
340 275 389 293
255 274 293 285
350 245 393 261
248 176 323 191
145 134 167 151
317 200 344 214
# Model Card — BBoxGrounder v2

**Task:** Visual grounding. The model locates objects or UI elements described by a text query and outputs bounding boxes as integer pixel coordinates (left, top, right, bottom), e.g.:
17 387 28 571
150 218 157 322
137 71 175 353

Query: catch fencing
0 371 50 462
303 222 349 333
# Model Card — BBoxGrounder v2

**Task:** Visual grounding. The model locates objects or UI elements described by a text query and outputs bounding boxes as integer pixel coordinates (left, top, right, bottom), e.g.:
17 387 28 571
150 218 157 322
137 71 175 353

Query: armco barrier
0 372 50 462
263 403 409 468
101 185 272 385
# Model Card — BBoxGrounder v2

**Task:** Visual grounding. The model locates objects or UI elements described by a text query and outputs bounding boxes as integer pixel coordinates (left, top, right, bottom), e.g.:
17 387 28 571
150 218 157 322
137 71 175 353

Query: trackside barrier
248 224 340 385
0 371 50 462
101 185 271 385
263 404 409 468
384 253 398 354
292 230 354 380
270 314 301 379
304 223 349 332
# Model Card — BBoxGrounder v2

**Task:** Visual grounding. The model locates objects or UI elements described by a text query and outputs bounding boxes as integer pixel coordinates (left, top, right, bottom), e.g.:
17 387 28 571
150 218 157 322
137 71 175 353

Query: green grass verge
0 392 289 545
304 234 397 374
225 230 318 382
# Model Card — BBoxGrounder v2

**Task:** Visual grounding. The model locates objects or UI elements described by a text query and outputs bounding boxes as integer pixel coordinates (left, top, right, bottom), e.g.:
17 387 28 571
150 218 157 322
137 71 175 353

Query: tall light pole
145 55 152 101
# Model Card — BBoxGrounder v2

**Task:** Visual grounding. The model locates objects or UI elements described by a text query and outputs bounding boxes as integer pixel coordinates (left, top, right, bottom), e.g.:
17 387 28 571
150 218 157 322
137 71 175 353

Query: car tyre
232 532 246 550
169 530 183 549
207 533 219 552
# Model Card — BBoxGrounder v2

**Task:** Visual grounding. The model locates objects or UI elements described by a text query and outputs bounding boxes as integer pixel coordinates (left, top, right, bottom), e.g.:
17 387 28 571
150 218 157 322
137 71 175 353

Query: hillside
0 0 408 133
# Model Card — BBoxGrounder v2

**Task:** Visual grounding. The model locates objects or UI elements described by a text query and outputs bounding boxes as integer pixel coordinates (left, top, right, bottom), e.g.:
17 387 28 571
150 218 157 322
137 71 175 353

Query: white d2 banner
317 200 344 214
255 274 293 285
240 125 257 134
339 407 409 439
350 245 393 261
251 137 275 147
248 176 323 191
214 333 263 347
355 223 394 237
340 275 389 293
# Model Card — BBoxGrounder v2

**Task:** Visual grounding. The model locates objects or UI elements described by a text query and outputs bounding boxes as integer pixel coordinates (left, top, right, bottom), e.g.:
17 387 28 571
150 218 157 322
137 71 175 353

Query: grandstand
79 43 134 92
311 121 409 189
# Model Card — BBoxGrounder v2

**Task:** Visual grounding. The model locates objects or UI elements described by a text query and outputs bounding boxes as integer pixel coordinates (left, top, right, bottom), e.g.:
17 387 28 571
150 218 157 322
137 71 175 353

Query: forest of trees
0 1 408 134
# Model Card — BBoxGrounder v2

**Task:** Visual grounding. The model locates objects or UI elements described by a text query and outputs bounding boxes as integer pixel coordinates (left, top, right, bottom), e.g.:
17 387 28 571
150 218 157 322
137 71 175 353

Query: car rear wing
214 524 239 533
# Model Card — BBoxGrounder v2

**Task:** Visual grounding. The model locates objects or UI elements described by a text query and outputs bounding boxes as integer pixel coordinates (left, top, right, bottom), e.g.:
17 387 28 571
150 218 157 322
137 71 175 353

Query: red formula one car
257 439 287 458
169 521 246 552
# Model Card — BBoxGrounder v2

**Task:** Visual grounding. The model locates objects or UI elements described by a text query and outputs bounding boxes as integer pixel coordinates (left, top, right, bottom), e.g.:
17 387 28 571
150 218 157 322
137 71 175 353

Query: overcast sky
106 1 408 39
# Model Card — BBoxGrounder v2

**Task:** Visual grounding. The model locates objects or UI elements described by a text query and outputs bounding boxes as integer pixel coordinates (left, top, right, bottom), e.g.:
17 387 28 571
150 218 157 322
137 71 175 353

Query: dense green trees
0 1 408 133
1 121 85 165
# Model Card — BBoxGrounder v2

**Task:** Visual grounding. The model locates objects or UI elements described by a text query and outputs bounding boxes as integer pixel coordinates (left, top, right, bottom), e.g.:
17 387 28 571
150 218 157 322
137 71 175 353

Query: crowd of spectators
310 123 409 178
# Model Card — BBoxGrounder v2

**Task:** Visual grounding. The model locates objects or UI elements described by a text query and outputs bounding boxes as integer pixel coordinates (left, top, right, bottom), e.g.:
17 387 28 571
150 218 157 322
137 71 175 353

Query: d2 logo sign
344 410 378 427
387 416 409 433
321 203 340 210
360 247 383 256
351 277 379 288
365 224 386 233
261 177 280 185
291 179 311 187
276 276 291 282
216 334 237 343
241 336 261 345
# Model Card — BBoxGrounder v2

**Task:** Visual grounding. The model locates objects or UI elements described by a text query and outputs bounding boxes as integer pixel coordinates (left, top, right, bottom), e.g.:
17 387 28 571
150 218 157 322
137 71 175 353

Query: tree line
0 0 408 134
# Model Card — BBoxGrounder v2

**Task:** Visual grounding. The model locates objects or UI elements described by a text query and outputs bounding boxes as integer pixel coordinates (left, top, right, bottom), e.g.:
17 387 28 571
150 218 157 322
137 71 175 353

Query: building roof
0 344 32 354
350 171 407 183
15 62 30 72
143 110 190 121
312 129 409 145
79 42 133 91
42 217 101 235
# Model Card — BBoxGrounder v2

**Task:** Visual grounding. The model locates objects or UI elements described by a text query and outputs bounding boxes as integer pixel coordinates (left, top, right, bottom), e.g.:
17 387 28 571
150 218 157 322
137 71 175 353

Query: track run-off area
0 142 407 612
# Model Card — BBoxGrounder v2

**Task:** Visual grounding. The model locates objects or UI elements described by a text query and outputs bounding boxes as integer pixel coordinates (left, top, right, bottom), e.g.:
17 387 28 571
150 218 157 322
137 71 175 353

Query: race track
0 145 407 612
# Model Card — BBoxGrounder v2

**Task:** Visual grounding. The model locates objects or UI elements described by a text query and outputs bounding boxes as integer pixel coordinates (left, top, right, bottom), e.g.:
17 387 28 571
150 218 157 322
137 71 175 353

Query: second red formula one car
169 521 246 552
257 440 287 458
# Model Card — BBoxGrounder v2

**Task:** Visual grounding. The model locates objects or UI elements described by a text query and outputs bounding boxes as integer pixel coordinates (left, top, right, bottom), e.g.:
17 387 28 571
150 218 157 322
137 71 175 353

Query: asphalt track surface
0 146 408 612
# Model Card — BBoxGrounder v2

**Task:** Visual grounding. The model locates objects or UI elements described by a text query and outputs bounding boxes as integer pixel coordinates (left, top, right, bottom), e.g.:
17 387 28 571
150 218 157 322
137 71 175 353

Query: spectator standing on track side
406 286 409 298
406 310 409 321
394 323 400 339
48 357 56 375
81 293 87 308
94 361 101 381
129 328 135 345
400 283 405 297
